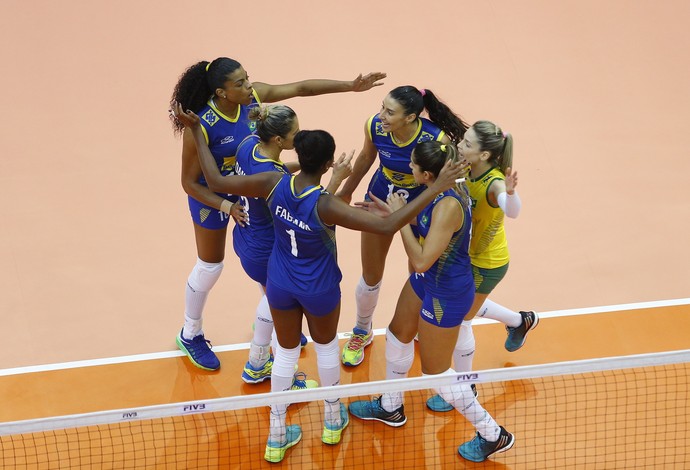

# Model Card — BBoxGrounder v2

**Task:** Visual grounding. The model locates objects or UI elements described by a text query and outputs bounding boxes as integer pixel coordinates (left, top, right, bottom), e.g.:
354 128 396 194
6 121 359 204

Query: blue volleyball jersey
266 175 342 295
196 89 261 186
415 190 473 298
232 135 289 265
368 114 445 189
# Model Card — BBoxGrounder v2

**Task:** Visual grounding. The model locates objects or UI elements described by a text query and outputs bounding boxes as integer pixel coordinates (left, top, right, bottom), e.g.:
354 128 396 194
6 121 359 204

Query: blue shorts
238 254 268 286
409 273 474 328
188 194 238 230
364 168 427 203
266 280 341 317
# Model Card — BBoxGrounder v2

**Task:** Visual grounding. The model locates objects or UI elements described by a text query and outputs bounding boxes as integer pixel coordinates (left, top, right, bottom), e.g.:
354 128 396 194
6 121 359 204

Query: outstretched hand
351 72 387 92
170 102 200 129
504 167 518 194
354 191 395 217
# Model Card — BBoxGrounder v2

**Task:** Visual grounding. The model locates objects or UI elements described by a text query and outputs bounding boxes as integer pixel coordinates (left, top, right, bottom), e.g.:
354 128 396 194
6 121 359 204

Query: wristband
220 199 233 215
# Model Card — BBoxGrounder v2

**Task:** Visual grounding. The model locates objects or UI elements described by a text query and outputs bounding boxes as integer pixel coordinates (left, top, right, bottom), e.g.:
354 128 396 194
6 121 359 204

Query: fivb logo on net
455 373 478 382
182 402 207 414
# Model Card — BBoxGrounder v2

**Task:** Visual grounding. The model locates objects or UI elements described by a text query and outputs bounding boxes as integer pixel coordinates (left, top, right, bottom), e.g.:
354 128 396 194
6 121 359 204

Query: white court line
2 297 689 377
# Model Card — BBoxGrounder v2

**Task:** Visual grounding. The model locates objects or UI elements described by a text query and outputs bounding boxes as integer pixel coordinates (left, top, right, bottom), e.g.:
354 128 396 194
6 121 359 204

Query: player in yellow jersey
427 120 538 413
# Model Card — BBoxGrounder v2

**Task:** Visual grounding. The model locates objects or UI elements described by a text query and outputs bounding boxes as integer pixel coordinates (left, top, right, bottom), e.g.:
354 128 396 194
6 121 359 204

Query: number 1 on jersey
285 229 298 257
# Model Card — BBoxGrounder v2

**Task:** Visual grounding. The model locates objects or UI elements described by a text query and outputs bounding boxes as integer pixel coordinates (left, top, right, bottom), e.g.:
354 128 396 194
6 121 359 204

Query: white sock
355 277 381 331
434 369 500 441
314 337 341 426
249 295 273 368
268 343 301 443
381 328 414 412
183 259 223 339
453 320 475 372
477 299 521 328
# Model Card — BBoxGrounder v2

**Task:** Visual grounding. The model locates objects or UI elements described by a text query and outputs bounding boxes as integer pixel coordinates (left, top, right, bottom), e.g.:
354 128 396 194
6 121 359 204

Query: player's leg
349 277 421 427
176 220 226 371
341 231 393 366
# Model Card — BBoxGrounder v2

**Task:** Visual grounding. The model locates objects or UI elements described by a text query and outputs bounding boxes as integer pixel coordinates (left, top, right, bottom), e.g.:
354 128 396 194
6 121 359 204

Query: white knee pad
187 258 223 292
456 321 475 351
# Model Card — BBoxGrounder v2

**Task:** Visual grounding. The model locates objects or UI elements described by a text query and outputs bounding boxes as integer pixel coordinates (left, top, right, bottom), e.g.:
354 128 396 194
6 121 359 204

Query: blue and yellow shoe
290 372 318 390
322 403 349 445
458 426 515 462
241 355 273 384
264 425 302 463
176 329 220 371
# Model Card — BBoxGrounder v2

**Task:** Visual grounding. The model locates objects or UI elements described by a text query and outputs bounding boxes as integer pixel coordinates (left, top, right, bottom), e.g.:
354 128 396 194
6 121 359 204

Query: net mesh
1 350 688 469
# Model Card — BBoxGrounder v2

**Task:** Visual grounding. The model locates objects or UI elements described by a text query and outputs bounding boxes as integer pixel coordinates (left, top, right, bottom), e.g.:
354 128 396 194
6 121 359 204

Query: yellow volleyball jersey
468 167 509 268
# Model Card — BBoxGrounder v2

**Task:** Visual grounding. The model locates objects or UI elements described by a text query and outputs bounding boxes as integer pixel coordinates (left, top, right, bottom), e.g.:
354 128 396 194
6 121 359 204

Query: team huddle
169 57 538 464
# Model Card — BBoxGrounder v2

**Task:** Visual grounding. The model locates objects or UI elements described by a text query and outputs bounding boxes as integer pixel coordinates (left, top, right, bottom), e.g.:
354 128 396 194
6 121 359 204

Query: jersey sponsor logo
202 110 219 126
414 272 425 279
470 196 477 209
275 205 312 231
220 135 235 145
421 308 434 320
379 150 392 158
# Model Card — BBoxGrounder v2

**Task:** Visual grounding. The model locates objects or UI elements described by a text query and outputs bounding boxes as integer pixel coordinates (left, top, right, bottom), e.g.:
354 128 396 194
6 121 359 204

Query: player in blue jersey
171 103 468 463
348 141 515 463
169 57 386 371
235 105 351 385
336 86 470 367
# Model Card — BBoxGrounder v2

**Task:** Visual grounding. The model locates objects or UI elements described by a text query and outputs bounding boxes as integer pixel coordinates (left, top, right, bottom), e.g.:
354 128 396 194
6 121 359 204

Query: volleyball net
1 349 688 469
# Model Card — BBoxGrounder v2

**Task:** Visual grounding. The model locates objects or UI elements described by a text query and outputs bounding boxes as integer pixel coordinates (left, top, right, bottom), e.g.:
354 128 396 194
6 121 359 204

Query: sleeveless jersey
232 135 290 264
266 175 342 295
415 190 473 298
196 89 261 186
369 114 445 189
468 167 509 269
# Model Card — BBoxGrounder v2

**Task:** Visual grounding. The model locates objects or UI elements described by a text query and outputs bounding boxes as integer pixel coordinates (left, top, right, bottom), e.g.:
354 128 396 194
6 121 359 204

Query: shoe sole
264 434 302 463
341 336 374 366
506 312 540 352
348 409 407 427
175 336 220 371
241 374 271 384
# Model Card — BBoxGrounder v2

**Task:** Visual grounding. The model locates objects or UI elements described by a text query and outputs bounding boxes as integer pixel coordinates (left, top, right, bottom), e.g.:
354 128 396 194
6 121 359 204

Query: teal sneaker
348 396 406 427
505 311 539 352
322 403 349 445
458 426 514 462
264 424 302 463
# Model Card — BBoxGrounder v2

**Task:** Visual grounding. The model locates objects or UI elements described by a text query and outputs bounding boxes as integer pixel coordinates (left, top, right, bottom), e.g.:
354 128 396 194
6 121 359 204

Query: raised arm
335 120 378 204
253 72 386 103
488 167 521 218
173 103 279 199
319 159 468 234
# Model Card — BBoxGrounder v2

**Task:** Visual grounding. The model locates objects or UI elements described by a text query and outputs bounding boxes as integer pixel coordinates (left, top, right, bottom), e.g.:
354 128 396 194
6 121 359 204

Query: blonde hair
471 120 513 175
